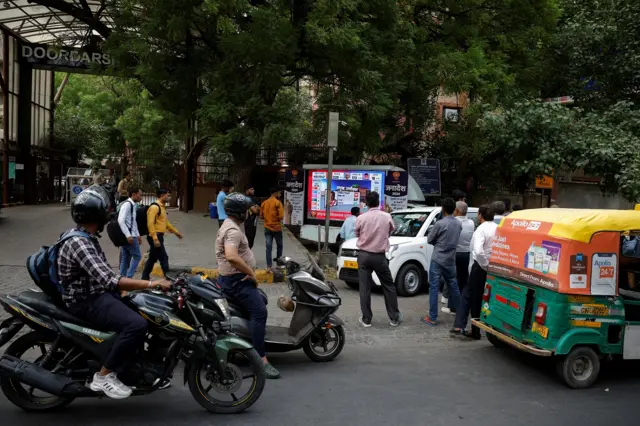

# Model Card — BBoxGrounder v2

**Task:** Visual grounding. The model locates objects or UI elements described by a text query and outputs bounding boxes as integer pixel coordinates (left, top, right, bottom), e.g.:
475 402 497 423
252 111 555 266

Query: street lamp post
318 112 339 266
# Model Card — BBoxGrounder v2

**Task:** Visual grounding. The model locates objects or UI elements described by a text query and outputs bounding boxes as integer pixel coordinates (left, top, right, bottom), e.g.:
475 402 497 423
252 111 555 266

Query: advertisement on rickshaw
488 217 620 296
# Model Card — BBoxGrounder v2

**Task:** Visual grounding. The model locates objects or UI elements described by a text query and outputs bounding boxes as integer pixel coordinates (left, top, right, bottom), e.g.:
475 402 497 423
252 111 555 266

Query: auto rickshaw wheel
556 346 600 389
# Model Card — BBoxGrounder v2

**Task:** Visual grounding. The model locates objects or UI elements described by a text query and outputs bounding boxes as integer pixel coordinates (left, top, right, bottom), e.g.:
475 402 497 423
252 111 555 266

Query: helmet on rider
224 192 254 221
71 185 111 232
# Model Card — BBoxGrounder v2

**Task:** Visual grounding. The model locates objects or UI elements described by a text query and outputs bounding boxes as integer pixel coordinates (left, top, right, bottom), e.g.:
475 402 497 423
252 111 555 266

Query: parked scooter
227 255 346 362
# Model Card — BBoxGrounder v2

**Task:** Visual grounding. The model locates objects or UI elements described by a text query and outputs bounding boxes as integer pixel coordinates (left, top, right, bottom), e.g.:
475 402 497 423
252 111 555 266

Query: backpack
136 202 161 237
106 200 134 247
26 230 91 305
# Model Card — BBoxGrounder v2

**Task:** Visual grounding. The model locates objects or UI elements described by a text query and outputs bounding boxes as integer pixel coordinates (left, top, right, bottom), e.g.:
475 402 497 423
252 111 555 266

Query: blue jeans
429 261 460 322
119 239 142 278
217 274 268 357
265 229 283 268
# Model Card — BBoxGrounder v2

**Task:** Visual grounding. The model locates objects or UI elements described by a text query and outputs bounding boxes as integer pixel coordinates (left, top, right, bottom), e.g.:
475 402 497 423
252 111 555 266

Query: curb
1 202 23 208
137 225 311 284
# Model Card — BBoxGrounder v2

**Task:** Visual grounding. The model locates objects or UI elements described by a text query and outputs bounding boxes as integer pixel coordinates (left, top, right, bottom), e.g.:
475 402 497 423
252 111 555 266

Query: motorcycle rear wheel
188 348 265 414
0 331 75 412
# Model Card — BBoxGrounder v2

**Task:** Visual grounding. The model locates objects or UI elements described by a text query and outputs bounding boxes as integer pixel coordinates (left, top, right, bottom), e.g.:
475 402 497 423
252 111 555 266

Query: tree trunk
229 143 256 192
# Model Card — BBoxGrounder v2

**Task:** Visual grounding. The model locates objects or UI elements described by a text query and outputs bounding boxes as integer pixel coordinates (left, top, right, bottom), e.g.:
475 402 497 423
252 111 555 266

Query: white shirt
470 220 498 270
117 198 139 238
455 216 475 253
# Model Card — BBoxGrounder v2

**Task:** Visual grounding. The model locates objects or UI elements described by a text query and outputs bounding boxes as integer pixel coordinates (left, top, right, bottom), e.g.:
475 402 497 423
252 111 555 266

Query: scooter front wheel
303 324 345 362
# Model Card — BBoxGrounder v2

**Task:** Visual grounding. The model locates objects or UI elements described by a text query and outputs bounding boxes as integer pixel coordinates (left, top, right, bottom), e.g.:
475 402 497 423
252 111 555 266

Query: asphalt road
0 343 636 426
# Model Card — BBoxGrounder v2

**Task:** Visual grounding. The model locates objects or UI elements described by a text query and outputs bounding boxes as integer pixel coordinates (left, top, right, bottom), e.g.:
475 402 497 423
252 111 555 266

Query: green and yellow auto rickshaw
472 208 640 388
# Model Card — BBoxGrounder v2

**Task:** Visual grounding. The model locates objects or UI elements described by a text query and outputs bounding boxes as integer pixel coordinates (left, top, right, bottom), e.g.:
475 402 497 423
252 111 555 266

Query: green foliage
481 101 640 201
53 74 184 162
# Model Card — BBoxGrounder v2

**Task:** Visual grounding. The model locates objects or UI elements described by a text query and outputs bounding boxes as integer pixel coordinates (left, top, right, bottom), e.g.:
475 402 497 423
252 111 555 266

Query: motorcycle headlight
214 298 230 320
387 244 399 260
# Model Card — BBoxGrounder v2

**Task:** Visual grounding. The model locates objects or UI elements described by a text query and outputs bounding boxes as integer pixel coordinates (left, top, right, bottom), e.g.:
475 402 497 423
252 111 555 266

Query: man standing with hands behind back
261 188 285 272
422 198 462 326
355 192 403 328
141 189 183 280
244 184 259 249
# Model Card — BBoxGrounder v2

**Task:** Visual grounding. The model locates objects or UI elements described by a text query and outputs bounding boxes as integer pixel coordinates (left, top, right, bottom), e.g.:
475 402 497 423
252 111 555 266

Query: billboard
307 169 385 221
407 158 441 195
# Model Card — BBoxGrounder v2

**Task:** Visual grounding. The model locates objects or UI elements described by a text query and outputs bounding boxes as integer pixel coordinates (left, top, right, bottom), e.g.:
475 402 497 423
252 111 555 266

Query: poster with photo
384 170 408 212
284 169 304 225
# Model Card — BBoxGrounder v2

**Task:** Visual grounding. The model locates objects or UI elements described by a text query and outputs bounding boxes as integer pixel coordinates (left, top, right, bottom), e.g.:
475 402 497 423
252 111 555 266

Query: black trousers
244 221 257 249
357 251 400 322
68 292 147 372
141 233 169 280
447 252 471 311
453 261 488 337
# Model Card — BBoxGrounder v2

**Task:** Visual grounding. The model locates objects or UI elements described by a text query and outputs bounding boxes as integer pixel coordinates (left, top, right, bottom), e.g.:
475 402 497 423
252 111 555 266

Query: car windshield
391 212 430 237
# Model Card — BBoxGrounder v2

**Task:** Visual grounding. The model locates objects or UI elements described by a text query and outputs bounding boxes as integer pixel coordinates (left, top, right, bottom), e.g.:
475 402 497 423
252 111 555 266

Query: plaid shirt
57 227 121 306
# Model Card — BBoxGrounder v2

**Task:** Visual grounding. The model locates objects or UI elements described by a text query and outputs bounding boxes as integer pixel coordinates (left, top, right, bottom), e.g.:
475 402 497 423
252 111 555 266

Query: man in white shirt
339 207 360 243
451 204 498 339
118 187 143 278
442 201 475 314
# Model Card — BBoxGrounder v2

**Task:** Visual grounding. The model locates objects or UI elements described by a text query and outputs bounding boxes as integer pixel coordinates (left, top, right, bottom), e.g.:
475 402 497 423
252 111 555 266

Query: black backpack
26 230 91 305
106 200 135 247
137 202 161 236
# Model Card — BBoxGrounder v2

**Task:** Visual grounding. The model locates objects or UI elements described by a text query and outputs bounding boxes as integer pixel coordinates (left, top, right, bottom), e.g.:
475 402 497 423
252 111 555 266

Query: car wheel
395 263 423 297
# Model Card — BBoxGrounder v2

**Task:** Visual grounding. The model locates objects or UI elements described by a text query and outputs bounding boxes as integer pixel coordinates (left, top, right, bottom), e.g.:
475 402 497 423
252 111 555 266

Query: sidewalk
0 204 309 282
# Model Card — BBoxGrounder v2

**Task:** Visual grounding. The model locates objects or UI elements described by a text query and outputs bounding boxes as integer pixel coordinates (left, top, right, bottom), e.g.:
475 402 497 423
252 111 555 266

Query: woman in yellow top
141 189 183 280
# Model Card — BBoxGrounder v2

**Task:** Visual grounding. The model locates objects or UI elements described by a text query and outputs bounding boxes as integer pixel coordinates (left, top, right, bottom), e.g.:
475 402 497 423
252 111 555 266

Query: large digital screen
307 169 385 221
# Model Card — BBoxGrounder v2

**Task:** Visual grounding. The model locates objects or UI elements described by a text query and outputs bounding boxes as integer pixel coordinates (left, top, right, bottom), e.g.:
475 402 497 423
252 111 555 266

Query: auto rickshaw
472 208 640 389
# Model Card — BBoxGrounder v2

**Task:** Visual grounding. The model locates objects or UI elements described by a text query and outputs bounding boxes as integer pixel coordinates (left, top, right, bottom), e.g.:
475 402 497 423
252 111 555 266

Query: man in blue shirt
339 207 360 243
216 179 234 227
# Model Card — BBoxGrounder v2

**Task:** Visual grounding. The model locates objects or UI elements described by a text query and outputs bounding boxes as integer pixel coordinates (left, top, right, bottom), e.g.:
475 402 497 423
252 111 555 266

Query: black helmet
224 192 253 221
71 185 111 231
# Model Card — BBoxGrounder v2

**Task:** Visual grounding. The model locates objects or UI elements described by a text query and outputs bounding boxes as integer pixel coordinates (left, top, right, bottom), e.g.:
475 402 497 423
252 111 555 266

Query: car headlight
387 244 399 260
214 298 231 320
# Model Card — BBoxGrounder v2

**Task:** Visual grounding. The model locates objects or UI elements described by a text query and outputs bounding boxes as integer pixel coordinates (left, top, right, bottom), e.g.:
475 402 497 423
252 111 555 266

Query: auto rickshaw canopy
504 208 640 244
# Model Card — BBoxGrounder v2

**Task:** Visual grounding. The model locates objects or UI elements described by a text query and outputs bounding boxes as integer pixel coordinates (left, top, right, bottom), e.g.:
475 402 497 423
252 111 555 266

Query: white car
337 206 479 297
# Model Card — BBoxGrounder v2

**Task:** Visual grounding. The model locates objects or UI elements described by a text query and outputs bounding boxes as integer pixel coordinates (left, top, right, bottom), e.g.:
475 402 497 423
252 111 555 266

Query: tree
481 101 640 201
103 0 560 189
53 74 184 163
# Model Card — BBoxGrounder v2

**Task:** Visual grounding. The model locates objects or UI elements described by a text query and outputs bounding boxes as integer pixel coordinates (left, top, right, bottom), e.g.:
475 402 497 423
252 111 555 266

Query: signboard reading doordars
21 44 113 72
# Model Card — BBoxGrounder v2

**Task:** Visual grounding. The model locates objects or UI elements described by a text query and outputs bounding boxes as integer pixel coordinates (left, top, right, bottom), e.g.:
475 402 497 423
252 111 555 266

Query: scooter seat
16 291 103 330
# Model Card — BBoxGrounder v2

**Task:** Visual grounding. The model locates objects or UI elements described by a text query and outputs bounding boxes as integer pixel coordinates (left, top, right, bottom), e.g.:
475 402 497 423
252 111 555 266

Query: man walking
442 201 475 315
355 192 403 328
244 184 259 249
216 179 234 228
261 188 285 271
421 198 462 326
338 206 359 244
451 205 498 339
141 189 183 280
118 187 143 278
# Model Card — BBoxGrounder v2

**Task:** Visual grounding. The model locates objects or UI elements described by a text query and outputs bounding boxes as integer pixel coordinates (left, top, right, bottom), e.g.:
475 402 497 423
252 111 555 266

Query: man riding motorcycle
60 185 170 399
216 193 280 379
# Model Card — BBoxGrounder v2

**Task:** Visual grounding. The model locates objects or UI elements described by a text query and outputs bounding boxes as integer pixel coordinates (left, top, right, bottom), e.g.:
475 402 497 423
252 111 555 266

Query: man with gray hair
492 200 507 225
442 201 475 314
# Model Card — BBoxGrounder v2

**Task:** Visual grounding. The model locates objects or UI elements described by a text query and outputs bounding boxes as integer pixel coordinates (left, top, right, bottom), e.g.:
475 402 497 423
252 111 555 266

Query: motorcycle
227 255 346 362
0 274 265 414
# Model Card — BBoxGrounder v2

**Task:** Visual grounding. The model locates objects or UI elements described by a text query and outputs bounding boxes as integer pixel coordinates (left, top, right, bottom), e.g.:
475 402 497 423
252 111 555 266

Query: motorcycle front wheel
188 348 265 414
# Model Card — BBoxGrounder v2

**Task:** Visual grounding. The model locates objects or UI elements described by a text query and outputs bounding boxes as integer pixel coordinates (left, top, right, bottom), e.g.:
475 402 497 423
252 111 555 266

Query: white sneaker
441 307 455 315
441 296 448 304
89 372 132 399
359 316 372 328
